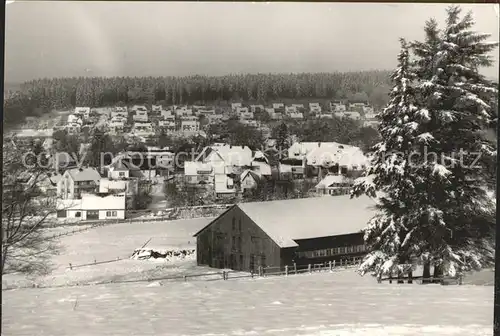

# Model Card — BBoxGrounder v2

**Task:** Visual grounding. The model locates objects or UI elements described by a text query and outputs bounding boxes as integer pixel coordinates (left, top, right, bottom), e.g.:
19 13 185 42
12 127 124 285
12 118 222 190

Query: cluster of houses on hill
29 137 369 222
183 141 368 198
57 100 379 138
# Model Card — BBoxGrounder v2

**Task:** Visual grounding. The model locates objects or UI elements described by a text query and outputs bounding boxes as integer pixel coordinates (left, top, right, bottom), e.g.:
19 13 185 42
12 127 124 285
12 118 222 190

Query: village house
131 105 148 113
343 111 362 120
272 103 285 109
231 102 243 110
250 105 265 113
240 169 262 193
186 144 266 197
66 114 83 134
175 107 193 118
111 108 128 120
108 118 126 134
236 107 250 116
208 114 224 124
158 120 176 132
330 101 347 112
193 195 375 272
180 117 200 134
99 177 139 196
314 174 353 196
56 193 126 221
364 111 378 120
363 120 381 128
239 110 255 120
279 158 305 179
287 142 368 177
362 105 375 115
318 113 333 119
309 103 322 114
291 104 304 109
285 106 298 114
133 108 148 122
152 105 162 113
132 122 154 137
74 107 91 120
57 167 101 200
240 120 260 128
161 109 174 120
38 173 62 197
289 112 304 120
197 109 216 117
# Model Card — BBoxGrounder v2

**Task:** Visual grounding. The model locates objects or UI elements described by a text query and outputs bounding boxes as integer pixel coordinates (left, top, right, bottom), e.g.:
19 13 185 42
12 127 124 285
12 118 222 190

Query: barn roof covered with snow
194 195 377 248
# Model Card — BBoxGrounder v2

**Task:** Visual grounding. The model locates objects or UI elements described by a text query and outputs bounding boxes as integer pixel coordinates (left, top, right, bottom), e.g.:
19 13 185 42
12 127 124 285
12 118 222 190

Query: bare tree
1 141 59 275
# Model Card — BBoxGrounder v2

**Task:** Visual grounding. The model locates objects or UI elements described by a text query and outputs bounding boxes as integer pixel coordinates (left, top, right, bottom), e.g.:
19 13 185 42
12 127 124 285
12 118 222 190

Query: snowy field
2 271 493 336
2 217 214 289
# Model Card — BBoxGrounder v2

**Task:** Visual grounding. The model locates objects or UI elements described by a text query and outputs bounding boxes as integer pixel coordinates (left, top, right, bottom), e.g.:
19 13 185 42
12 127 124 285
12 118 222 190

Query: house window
57 210 67 218
119 172 125 177
75 212 81 218
106 211 117 217
339 247 346 254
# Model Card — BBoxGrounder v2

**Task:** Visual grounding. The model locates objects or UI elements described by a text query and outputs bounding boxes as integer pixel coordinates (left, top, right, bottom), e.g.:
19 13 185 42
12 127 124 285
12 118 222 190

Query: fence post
183 275 187 282
250 270 254 278
329 261 333 272
333 260 336 268
293 263 297 275
285 265 289 276
94 259 97 264
308 264 312 273
69 263 72 270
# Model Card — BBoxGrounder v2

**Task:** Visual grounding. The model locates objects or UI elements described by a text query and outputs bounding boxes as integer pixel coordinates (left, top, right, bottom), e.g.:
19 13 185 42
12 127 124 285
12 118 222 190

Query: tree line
4 71 391 128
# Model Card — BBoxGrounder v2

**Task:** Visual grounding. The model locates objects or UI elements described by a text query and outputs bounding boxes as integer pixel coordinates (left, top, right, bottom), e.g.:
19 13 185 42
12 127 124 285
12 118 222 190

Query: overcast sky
4 2 499 83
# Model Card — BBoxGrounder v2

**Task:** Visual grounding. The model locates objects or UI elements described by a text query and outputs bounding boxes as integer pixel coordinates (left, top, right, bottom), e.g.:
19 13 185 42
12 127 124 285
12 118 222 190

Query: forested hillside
3 71 391 128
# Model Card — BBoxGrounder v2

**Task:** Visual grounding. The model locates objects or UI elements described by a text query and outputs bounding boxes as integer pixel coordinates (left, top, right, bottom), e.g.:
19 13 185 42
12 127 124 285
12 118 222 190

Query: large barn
193 195 377 273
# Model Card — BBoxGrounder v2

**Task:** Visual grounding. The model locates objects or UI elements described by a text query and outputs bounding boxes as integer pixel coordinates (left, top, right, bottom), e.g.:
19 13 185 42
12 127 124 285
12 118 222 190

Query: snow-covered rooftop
232 195 377 248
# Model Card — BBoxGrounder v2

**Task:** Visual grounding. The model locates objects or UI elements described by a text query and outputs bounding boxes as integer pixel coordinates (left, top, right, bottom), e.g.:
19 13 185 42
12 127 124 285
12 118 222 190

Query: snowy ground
2 271 493 336
2 217 213 289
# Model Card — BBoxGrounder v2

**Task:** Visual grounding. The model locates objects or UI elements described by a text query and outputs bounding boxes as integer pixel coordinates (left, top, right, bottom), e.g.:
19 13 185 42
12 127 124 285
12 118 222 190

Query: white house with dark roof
57 167 101 200
161 109 174 120
291 104 304 109
272 103 284 109
56 193 126 221
289 112 304 120
152 105 162 113
193 195 376 271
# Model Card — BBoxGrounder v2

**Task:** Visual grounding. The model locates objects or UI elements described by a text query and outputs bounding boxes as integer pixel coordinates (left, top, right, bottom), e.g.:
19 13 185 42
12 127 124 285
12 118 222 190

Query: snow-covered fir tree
351 39 422 280
352 6 497 282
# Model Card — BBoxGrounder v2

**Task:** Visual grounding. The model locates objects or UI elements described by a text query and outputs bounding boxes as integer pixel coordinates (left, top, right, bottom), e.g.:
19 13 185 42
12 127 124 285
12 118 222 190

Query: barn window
339 247 346 254
260 255 266 268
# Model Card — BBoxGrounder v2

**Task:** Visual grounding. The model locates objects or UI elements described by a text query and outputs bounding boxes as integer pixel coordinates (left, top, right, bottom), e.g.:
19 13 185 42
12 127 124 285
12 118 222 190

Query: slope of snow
2 271 493 336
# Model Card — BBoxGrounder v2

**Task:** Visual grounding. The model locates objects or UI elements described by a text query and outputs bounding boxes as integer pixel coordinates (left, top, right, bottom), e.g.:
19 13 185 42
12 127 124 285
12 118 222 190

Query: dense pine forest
3 71 391 127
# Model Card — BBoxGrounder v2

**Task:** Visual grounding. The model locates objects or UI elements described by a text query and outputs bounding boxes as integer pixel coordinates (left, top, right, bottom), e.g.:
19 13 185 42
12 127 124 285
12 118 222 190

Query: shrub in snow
130 247 196 261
